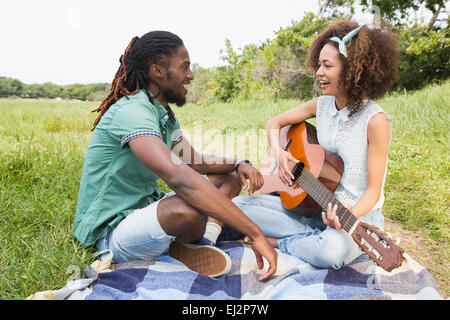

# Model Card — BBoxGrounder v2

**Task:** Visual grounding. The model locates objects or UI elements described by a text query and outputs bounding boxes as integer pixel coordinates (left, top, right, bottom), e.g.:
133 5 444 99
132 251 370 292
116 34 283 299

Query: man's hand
248 234 278 281
237 163 264 195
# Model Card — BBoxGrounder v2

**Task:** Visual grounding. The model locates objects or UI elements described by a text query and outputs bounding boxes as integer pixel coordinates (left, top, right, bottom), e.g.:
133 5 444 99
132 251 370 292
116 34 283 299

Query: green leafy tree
214 39 243 102
356 1 449 89
258 12 339 99
359 0 447 28
41 82 62 98
0 77 23 97
23 83 45 98
396 21 450 89
318 0 356 18
186 63 218 104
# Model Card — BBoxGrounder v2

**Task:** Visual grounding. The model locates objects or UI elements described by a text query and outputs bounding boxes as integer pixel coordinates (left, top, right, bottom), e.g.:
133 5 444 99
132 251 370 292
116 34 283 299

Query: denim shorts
96 191 176 264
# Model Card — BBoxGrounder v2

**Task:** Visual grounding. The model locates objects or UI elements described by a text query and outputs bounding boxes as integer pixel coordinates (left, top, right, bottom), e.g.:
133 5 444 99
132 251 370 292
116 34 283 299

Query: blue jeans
232 194 384 269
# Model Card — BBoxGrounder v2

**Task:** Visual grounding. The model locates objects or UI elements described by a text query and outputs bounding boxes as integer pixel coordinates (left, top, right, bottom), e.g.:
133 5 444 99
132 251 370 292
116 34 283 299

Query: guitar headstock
351 222 405 272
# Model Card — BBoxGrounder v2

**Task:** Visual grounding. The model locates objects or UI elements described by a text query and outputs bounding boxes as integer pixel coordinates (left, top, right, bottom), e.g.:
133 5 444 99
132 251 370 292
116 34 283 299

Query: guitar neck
293 165 358 233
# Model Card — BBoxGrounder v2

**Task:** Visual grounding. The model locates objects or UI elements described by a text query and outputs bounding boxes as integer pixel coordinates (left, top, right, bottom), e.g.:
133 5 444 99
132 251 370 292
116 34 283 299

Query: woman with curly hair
230 20 400 269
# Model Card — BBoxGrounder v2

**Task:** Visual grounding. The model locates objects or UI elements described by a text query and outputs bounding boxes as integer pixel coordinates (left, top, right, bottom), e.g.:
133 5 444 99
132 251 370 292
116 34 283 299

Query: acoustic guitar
259 121 404 272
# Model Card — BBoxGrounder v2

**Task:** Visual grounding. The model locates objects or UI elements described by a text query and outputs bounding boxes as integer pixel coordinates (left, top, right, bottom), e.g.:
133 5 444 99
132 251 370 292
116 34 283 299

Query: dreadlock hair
91 31 184 130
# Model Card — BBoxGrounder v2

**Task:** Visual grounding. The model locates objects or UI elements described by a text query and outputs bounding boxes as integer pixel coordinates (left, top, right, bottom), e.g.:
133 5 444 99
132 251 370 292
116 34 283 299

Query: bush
186 64 218 105
395 22 450 90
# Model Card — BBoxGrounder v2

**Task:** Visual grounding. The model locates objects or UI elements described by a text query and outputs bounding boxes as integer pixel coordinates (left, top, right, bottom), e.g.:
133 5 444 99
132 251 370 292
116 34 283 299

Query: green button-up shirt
73 89 182 247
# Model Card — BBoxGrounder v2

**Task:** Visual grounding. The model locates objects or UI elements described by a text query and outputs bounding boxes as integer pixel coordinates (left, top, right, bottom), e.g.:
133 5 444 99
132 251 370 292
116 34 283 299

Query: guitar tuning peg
385 231 400 245
385 231 393 240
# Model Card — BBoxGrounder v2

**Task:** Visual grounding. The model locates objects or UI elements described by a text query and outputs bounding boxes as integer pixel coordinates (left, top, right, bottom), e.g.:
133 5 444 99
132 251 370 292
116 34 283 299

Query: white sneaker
168 241 232 278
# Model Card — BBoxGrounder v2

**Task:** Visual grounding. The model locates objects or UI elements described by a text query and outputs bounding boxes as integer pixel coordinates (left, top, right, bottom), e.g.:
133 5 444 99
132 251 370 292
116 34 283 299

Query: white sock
203 222 222 244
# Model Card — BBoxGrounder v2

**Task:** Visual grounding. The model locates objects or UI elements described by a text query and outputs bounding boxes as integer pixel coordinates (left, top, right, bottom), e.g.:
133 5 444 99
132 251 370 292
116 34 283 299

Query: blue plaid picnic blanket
29 241 443 300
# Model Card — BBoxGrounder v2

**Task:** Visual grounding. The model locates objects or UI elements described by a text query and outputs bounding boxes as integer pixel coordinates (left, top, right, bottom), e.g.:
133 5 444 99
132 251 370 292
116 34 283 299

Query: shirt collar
164 105 176 124
141 89 176 123
330 96 350 122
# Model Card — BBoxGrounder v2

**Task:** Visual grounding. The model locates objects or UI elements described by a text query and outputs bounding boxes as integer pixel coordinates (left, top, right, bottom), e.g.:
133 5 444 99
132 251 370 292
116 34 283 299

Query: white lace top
316 95 392 211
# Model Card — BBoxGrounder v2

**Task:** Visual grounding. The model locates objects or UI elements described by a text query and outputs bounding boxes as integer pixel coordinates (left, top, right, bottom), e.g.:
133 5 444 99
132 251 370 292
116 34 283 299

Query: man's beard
162 87 186 107
162 71 186 107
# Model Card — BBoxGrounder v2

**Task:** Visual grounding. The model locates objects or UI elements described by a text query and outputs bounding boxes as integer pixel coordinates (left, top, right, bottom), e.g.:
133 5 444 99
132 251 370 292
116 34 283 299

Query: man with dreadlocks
73 31 277 280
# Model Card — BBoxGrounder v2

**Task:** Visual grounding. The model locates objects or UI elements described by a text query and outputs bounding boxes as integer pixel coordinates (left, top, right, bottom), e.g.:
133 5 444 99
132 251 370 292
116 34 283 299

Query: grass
0 80 448 299
382 87 449 241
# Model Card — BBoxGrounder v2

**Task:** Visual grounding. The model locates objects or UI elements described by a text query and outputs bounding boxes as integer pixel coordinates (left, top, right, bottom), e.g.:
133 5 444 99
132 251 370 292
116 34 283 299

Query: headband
329 25 363 58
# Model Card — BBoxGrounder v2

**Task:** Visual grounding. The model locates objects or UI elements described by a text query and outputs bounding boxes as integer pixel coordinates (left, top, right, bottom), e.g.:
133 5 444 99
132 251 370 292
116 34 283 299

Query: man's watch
234 159 251 172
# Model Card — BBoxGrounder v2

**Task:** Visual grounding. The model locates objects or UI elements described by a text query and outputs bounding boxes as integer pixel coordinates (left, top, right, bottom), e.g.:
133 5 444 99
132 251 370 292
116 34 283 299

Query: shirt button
162 130 166 134
164 115 168 120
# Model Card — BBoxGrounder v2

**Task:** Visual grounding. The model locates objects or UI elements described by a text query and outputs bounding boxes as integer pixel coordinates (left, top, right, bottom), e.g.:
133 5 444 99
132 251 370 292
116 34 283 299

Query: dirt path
384 217 448 299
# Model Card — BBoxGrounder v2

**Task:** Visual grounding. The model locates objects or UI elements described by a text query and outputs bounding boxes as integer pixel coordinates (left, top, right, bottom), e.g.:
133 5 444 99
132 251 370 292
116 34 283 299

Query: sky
0 0 325 85
0 0 412 85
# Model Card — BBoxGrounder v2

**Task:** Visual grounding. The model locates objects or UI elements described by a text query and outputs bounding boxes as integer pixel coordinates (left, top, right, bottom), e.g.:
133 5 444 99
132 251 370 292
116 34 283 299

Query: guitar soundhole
292 162 305 181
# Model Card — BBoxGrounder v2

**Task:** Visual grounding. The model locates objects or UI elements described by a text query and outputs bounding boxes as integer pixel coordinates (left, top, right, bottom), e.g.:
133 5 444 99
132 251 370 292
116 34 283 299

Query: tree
23 83 45 98
356 1 449 90
42 82 62 99
0 77 23 97
359 0 448 29
318 0 356 18
396 21 450 90
186 63 218 105
214 39 242 102
260 12 340 99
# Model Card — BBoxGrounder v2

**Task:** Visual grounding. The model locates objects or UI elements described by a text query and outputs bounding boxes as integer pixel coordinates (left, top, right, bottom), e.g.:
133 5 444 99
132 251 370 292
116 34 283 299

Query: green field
0 81 448 299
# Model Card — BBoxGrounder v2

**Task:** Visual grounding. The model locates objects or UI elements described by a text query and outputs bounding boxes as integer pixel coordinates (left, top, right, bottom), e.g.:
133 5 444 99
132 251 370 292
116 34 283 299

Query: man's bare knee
157 196 207 242
207 171 241 198
172 209 207 243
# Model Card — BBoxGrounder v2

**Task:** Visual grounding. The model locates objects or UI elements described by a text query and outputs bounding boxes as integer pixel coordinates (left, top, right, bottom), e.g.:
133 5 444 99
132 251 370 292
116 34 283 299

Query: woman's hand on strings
321 203 353 230
277 149 298 187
